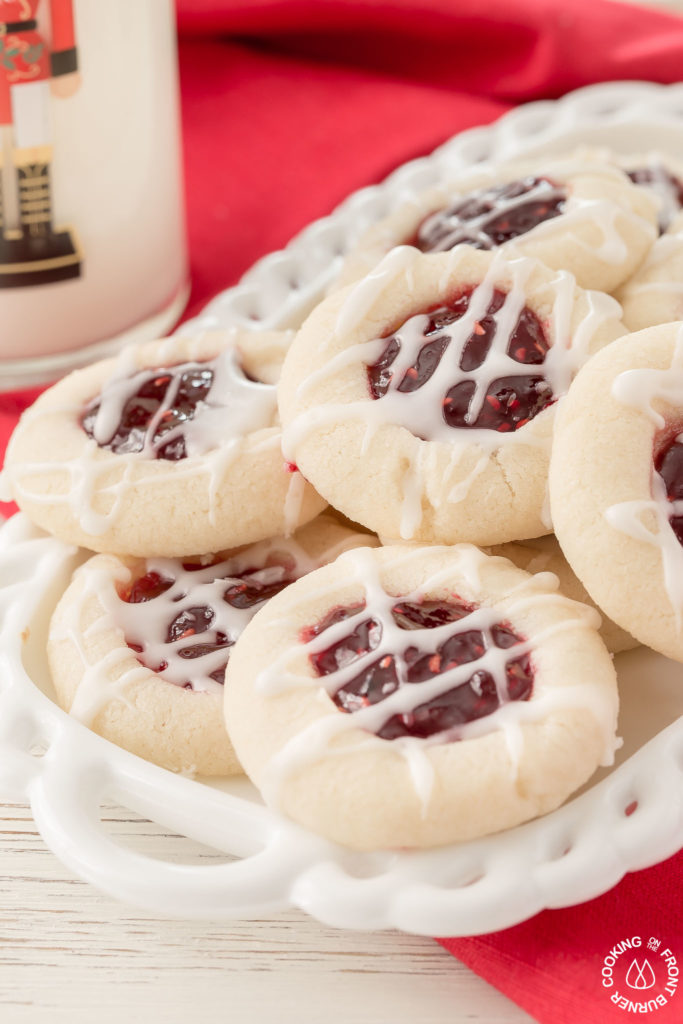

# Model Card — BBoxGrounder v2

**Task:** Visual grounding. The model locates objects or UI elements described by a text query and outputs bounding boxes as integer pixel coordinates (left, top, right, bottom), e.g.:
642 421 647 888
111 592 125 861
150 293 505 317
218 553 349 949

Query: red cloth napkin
2 1 683 1020
441 851 683 1023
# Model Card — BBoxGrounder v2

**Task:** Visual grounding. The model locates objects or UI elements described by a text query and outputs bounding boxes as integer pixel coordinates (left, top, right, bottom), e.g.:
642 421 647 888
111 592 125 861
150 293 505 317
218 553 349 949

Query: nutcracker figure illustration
0 0 80 288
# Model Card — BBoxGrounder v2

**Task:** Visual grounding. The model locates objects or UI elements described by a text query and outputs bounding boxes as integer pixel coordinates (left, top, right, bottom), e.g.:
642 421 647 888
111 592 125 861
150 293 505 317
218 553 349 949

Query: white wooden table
0 800 535 1024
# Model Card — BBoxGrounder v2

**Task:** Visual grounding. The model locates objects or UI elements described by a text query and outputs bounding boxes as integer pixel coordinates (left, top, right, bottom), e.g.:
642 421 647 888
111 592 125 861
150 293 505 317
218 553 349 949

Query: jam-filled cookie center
82 362 216 461
81 353 274 462
304 597 533 740
655 432 683 547
367 288 553 434
413 176 566 254
119 558 295 689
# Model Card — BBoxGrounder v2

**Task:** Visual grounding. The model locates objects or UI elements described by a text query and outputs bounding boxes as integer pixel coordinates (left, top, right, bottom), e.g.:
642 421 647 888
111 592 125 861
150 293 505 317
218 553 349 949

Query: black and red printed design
367 288 553 434
0 0 80 287
303 597 534 741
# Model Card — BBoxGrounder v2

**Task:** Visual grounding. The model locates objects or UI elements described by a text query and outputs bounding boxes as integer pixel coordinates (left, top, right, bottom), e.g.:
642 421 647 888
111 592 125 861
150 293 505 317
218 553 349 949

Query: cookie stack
5 146 682 851
4 327 376 776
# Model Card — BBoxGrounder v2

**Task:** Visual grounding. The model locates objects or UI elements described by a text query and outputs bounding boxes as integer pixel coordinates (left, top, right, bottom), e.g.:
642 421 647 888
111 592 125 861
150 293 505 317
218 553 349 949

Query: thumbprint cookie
551 322 683 663
616 212 683 331
279 246 624 546
3 329 326 556
336 157 657 293
224 544 618 849
47 514 377 775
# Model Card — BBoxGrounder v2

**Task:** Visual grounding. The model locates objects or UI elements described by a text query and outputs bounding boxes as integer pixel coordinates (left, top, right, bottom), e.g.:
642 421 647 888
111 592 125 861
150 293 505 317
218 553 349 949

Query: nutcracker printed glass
0 0 188 388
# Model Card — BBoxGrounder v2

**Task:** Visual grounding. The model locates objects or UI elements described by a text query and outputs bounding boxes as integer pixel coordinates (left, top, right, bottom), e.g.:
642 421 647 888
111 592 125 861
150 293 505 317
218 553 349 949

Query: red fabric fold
179 37 505 321
441 849 683 1023
1 1 682 1020
175 0 683 101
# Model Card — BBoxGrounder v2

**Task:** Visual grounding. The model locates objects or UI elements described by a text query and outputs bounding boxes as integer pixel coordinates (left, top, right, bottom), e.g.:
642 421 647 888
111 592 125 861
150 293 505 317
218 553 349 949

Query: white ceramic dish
1 80 683 936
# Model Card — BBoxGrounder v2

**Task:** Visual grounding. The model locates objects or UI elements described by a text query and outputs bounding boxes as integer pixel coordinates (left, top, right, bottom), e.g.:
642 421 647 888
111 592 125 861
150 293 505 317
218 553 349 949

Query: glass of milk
0 0 189 389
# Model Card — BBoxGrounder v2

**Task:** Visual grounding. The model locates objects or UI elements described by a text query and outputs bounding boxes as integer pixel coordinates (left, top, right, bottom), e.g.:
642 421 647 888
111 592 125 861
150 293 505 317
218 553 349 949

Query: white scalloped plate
2 81 683 936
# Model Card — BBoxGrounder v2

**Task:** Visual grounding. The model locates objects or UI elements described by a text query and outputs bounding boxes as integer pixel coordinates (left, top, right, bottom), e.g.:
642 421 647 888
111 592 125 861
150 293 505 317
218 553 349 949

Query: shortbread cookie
576 146 683 232
575 149 683 333
48 514 377 776
173 324 295 385
550 323 683 662
2 329 326 556
623 156 683 232
336 157 658 293
376 531 637 654
616 212 683 331
279 245 625 546
224 544 619 850
487 535 637 654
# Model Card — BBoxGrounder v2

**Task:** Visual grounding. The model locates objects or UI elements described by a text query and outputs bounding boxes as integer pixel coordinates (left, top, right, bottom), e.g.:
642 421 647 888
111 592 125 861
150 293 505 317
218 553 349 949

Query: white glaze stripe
417 173 656 263
256 546 615 814
418 177 566 252
607 325 683 629
53 529 372 721
283 247 620 538
4 347 287 536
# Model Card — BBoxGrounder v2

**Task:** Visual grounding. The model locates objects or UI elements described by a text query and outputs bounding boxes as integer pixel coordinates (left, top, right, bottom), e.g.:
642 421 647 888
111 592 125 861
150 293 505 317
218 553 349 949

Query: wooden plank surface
0 801 535 1024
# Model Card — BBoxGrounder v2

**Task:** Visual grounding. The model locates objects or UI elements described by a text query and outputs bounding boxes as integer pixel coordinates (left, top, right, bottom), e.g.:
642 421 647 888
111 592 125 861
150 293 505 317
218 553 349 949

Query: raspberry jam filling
81 362 215 461
120 560 295 688
413 177 566 253
367 288 553 433
627 165 683 232
304 598 533 740
655 434 683 546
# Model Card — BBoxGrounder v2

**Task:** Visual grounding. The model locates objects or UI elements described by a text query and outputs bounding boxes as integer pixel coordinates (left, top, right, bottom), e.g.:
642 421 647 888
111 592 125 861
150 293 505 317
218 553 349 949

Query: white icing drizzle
54 559 149 724
540 477 553 531
5 347 287 536
284 248 619 538
86 348 273 457
445 450 489 504
606 326 683 629
626 279 683 298
335 246 419 335
417 167 655 266
417 177 567 252
611 332 683 429
414 172 656 264
510 197 643 264
54 529 369 723
283 469 307 538
69 645 150 724
606 474 683 632
97 348 275 457
256 546 615 816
